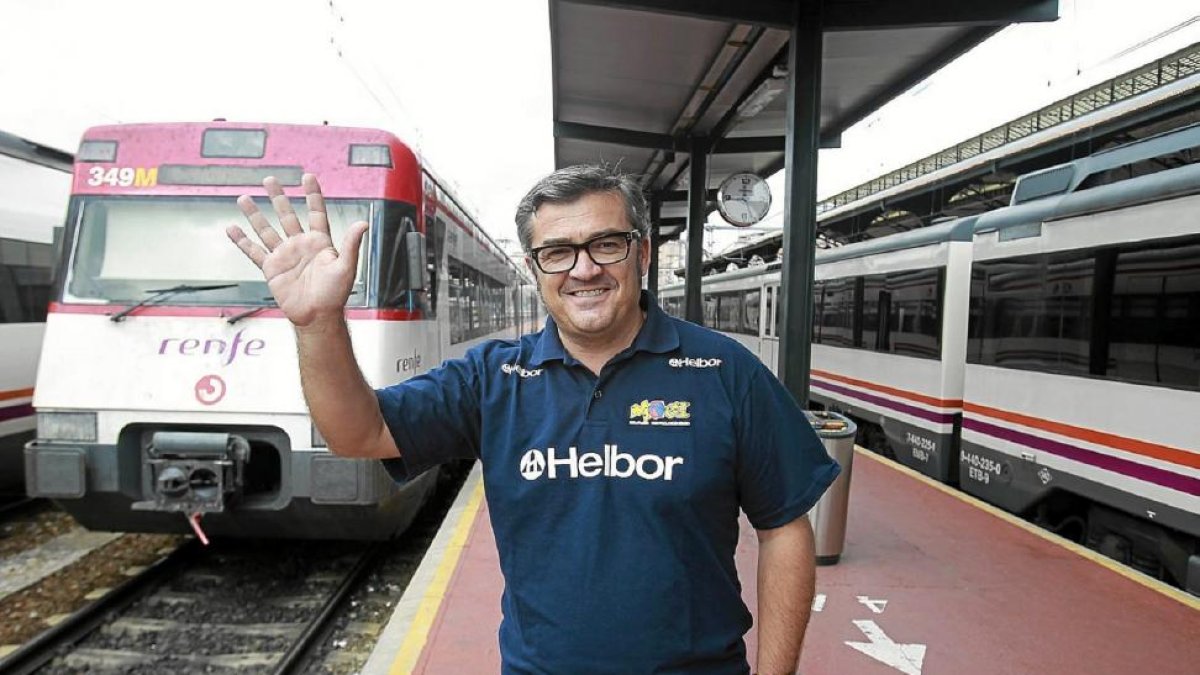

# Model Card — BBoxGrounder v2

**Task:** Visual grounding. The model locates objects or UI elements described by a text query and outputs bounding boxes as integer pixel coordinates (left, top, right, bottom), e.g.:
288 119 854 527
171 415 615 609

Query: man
227 165 839 674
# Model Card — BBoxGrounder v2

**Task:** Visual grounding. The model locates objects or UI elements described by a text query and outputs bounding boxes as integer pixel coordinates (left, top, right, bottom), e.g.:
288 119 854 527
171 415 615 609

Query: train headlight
38 412 98 442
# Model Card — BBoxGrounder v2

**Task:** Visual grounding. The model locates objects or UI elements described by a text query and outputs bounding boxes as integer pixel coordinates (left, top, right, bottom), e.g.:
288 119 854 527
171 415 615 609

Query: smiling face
528 191 650 352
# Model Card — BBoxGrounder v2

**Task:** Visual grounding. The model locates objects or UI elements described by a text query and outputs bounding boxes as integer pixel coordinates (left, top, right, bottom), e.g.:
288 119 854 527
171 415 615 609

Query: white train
0 131 72 495
661 123 1200 593
23 122 538 539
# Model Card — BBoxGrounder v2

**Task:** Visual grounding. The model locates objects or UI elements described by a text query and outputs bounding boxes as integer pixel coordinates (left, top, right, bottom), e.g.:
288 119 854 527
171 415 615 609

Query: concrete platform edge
361 462 486 675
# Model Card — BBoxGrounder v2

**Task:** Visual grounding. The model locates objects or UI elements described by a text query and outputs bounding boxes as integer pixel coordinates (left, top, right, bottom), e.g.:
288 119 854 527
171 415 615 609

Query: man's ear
637 235 652 277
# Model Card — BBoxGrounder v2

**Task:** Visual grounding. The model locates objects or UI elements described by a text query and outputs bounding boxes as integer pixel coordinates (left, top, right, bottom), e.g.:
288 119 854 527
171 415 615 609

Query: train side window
972 236 1199 391
763 286 774 338
1044 254 1092 374
445 257 507 343
448 257 466 343
807 282 819 343
472 269 506 338
0 259 21 322
967 267 986 363
1106 235 1200 390
820 279 855 347
861 274 884 350
970 251 1092 374
716 291 741 333
852 277 865 348
885 268 942 360
425 216 446 318
744 290 760 336
703 293 718 327
972 257 1041 369
0 237 53 323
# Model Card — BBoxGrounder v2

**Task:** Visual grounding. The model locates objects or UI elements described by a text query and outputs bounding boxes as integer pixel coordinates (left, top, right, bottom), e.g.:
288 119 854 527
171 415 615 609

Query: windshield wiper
227 298 278 324
110 284 239 322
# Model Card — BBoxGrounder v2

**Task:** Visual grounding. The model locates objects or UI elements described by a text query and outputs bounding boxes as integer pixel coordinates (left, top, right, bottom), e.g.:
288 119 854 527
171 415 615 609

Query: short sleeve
375 354 483 483
735 366 841 529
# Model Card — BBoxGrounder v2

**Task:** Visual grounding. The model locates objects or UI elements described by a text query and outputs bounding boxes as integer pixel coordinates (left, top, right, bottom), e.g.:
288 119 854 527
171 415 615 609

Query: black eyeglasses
528 231 641 274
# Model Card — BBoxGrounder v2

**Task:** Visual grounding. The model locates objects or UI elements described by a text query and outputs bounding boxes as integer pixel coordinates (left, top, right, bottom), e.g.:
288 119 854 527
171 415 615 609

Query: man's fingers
303 174 330 235
339 220 369 277
264 176 304 237
226 225 268 268
237 194 284 250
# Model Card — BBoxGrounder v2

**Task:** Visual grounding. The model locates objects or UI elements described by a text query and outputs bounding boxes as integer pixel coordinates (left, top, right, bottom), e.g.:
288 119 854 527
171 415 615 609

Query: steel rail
271 542 386 675
0 538 201 675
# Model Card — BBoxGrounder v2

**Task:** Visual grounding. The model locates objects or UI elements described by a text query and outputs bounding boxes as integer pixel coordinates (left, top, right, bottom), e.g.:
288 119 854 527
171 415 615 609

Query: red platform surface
397 450 1200 674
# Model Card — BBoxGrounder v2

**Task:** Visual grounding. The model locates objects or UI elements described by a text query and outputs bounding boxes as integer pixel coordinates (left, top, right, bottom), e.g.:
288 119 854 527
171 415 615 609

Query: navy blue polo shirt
377 292 840 674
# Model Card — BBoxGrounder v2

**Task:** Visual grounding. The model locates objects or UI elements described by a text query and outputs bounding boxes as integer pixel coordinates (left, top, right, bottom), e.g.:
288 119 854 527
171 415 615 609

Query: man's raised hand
226 173 368 329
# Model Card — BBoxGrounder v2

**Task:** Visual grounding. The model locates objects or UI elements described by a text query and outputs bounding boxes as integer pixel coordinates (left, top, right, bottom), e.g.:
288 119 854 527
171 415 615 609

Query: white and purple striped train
0 132 71 495
661 123 1200 594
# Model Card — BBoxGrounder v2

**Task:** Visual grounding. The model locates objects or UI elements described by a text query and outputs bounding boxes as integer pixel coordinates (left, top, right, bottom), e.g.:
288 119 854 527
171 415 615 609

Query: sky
2 0 1198 256
0 0 553 250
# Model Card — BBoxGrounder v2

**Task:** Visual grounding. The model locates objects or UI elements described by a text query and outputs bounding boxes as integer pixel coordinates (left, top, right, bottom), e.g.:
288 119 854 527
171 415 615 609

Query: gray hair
514 164 650 251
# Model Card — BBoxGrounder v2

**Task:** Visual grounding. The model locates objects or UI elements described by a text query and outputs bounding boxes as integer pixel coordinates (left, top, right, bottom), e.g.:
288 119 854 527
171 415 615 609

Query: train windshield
63 197 371 305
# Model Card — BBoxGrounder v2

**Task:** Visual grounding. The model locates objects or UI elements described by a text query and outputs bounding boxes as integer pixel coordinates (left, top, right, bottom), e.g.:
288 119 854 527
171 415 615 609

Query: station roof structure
0 130 73 172
693 40 1200 275
549 0 1060 239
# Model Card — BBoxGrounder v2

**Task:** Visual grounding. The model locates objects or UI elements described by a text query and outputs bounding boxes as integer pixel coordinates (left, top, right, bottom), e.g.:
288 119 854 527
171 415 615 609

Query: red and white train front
24 122 450 540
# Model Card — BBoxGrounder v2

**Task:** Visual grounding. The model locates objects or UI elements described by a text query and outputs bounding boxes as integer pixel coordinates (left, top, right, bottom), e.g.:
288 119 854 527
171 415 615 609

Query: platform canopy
550 0 1059 238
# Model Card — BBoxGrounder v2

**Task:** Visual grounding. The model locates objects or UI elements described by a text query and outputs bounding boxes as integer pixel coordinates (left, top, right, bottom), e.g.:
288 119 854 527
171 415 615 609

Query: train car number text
961 450 1002 485
86 166 158 188
906 432 936 461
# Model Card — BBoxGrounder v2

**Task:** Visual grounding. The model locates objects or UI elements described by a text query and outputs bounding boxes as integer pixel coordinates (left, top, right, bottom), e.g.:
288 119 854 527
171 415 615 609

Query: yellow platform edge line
856 447 1200 611
390 478 487 675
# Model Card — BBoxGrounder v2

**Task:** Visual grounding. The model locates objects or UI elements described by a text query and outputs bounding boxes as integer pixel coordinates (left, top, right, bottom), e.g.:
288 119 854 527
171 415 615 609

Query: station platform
362 449 1200 675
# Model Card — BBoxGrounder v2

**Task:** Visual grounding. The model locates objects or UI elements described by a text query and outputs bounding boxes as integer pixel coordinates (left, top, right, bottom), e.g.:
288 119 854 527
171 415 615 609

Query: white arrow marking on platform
812 594 826 612
845 620 926 675
856 595 888 614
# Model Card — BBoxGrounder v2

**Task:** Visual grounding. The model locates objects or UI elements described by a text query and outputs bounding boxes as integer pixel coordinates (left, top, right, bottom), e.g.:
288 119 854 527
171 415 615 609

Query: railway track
2 537 383 675
0 462 472 674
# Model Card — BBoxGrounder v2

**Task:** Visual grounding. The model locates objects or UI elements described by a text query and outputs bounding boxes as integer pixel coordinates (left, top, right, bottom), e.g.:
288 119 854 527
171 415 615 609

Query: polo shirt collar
529 291 679 367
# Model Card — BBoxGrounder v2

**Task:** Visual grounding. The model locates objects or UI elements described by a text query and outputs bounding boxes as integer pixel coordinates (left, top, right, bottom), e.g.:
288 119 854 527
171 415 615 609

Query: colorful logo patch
629 399 691 426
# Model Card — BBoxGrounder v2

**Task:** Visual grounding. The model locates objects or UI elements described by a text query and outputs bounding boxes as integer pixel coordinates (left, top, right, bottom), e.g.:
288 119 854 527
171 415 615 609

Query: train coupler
132 432 250 515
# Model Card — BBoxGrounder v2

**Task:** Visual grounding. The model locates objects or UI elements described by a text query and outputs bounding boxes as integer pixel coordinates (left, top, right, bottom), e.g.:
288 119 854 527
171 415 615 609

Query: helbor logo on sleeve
519 446 684 481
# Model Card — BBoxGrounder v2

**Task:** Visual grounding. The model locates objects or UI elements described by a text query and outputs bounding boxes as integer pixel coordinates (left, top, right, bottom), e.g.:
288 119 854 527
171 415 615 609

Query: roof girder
559 0 1058 30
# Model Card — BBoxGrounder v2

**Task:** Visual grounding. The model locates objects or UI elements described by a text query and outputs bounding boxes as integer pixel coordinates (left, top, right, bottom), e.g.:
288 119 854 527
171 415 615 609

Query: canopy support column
777 3 823 406
647 194 661 296
685 135 708 324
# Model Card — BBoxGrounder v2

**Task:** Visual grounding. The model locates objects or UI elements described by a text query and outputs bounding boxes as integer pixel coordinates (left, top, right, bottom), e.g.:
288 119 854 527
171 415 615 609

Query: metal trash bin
805 410 857 565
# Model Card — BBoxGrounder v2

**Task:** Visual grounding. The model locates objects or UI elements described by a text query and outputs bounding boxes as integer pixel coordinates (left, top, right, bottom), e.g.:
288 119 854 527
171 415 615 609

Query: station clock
716 172 771 227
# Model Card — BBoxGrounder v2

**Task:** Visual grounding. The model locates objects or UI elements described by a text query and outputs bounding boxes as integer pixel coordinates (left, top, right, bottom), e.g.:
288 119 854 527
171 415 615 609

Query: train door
761 284 780 375
744 286 762 357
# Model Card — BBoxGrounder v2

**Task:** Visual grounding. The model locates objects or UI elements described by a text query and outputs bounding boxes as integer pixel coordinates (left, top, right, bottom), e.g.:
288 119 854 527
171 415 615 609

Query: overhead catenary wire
324 0 422 147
